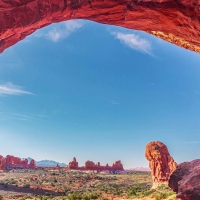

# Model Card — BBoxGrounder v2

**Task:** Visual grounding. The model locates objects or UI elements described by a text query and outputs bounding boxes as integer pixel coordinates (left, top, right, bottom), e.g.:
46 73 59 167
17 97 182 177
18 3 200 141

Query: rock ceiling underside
0 0 200 53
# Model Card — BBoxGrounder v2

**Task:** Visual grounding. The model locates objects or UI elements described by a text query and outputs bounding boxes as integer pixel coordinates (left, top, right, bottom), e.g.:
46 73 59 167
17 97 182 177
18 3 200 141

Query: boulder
169 159 200 200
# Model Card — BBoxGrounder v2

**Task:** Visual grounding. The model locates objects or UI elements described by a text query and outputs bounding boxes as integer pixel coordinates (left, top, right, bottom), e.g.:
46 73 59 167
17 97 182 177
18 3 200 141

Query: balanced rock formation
0 0 200 53
169 159 200 200
0 155 6 171
145 141 177 188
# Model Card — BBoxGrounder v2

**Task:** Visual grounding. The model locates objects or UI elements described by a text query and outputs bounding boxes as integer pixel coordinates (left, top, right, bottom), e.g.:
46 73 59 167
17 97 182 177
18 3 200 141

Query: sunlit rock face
145 141 177 188
3 155 36 169
6 155 29 168
0 0 200 53
169 159 200 200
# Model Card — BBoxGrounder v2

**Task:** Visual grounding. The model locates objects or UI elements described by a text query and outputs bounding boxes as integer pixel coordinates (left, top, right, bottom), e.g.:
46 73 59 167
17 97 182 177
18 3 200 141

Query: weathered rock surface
0 155 37 169
112 160 124 170
169 159 200 200
0 0 200 53
145 141 177 188
6 155 29 169
68 157 124 171
68 157 79 169
0 155 6 171
29 159 36 168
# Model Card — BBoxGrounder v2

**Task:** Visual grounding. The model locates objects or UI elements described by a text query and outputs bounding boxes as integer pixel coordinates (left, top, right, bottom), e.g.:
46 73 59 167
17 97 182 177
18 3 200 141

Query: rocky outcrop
112 160 124 170
0 0 200 53
29 159 36 168
0 155 6 171
6 155 29 169
68 158 124 171
68 157 79 169
169 159 200 200
145 141 177 188
0 155 37 169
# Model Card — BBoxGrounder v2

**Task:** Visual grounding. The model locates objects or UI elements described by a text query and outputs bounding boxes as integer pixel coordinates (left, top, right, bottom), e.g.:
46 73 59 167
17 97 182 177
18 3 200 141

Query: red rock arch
0 0 200 53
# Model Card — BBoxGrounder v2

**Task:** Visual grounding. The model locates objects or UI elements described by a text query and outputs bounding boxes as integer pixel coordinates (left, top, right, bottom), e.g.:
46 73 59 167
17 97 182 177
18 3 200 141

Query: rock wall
145 141 177 188
169 159 200 200
0 0 200 53
0 155 36 170
6 155 29 168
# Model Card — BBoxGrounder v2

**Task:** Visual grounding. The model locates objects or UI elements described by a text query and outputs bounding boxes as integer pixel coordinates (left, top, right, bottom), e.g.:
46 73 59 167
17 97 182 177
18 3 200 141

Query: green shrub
24 183 30 188
155 193 167 200
88 193 98 199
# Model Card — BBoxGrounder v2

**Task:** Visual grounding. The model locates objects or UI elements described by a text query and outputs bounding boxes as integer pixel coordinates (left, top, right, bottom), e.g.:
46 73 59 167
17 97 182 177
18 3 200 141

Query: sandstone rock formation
68 157 78 169
145 141 177 188
112 160 124 170
29 159 36 168
169 159 200 200
68 158 124 171
0 0 200 53
85 160 96 170
6 155 29 169
0 155 6 171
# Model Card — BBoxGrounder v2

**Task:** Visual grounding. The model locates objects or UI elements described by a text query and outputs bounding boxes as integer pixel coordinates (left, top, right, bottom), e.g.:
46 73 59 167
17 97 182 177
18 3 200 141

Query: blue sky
0 20 200 168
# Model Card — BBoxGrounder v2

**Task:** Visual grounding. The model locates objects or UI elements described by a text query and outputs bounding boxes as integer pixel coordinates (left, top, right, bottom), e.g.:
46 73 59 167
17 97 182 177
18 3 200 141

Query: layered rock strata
145 141 177 188
0 0 200 53
169 159 200 200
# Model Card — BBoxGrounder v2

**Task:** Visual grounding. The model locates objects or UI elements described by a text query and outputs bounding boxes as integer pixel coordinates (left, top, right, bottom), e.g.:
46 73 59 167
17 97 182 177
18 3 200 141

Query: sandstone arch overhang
0 0 200 53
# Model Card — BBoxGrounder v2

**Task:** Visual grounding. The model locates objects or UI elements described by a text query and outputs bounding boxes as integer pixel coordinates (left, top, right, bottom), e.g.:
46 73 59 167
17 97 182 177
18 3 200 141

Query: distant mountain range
27 157 67 167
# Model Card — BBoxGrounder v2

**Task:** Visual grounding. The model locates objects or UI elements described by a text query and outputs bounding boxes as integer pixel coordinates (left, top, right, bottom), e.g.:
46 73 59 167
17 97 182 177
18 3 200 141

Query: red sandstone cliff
6 155 29 168
0 0 200 53
0 155 36 169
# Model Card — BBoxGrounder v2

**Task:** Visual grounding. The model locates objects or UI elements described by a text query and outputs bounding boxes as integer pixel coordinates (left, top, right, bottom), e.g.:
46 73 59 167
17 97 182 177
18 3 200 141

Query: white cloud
0 112 46 121
0 82 33 96
47 20 83 42
112 32 152 55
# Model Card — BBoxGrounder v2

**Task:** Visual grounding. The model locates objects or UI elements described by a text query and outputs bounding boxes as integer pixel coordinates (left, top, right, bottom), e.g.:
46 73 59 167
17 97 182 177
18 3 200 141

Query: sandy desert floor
0 169 179 200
